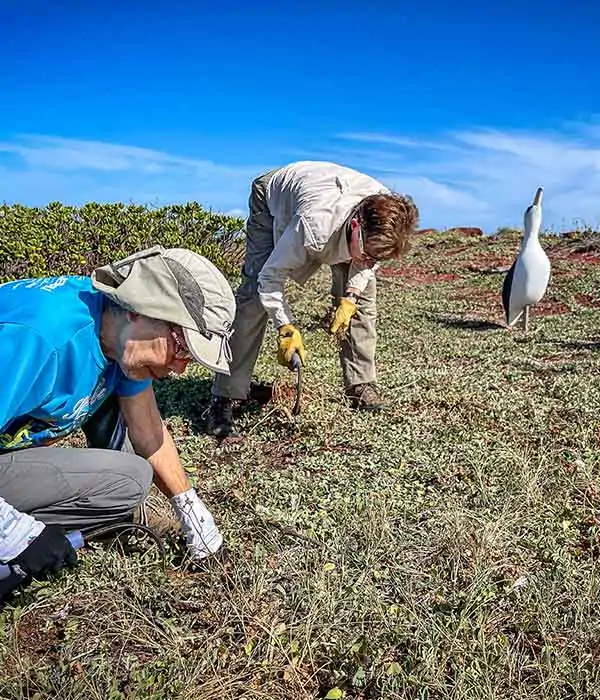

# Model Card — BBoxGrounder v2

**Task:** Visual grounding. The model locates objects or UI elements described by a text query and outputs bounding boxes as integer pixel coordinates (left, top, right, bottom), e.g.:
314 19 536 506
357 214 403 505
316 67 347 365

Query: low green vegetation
2 208 600 699
0 201 245 283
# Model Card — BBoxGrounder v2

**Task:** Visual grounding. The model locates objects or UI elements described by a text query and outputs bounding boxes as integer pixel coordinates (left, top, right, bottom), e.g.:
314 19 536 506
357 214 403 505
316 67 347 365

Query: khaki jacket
258 161 389 327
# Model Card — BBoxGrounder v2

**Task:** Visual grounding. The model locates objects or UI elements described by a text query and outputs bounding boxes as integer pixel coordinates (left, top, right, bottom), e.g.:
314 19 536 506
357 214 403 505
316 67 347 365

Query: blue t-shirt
0 275 151 450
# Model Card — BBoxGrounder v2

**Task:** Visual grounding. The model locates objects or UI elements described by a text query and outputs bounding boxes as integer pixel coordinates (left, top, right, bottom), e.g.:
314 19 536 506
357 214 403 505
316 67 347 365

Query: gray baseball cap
91 245 236 374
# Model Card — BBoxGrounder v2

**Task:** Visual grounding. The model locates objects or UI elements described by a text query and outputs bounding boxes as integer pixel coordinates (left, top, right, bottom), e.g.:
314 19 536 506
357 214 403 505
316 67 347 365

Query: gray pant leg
213 171 278 400
0 394 153 531
331 262 378 388
0 447 153 532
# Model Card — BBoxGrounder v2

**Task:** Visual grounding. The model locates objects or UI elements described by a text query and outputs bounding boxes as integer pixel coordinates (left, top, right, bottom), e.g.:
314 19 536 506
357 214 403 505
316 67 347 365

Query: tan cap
91 245 236 374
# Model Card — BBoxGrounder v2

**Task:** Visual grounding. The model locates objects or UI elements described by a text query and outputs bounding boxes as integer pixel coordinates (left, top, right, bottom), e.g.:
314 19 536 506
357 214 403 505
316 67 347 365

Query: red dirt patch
574 293 600 308
450 286 570 317
450 227 485 238
562 251 600 264
416 228 439 236
533 299 571 316
548 241 600 264
450 289 499 303
466 253 513 273
443 244 472 256
379 264 460 284
0 607 61 676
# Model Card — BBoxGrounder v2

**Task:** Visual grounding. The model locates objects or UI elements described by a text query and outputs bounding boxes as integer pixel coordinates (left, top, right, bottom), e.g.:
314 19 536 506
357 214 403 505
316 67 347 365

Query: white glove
170 489 223 560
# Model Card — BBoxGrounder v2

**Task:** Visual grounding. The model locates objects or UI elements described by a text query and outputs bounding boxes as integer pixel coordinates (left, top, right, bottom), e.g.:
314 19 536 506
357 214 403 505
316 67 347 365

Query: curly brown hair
358 193 419 260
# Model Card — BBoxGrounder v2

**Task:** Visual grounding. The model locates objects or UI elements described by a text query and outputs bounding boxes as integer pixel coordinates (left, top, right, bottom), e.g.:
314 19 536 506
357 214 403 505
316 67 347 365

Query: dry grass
3 228 600 699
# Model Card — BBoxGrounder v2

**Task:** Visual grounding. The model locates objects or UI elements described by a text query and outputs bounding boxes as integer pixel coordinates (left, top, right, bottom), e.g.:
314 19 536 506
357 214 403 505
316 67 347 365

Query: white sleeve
346 261 380 296
257 214 313 328
0 495 45 563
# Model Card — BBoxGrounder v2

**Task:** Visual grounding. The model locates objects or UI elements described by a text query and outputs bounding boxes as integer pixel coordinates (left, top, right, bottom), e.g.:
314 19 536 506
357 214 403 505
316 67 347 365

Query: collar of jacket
316 212 352 263
328 205 359 259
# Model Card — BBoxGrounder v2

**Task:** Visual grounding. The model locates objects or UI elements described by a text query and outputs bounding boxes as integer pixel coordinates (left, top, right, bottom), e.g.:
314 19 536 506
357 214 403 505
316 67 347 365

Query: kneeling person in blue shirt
0 245 235 601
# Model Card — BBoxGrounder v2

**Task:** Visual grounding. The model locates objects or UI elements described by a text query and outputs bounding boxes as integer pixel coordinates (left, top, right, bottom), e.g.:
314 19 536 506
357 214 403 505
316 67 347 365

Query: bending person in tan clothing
208 160 419 438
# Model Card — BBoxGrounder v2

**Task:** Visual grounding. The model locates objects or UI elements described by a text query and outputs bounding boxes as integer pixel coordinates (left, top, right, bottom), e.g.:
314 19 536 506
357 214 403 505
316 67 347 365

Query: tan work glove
329 297 358 336
277 324 307 368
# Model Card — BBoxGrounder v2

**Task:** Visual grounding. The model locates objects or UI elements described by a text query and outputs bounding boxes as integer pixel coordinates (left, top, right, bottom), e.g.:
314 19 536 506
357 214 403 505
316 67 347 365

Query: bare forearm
130 421 190 497
119 388 191 499
148 423 190 497
119 388 223 561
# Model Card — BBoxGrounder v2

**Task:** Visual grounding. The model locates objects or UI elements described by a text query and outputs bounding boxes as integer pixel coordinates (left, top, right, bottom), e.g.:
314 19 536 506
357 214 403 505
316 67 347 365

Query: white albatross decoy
501 187 551 331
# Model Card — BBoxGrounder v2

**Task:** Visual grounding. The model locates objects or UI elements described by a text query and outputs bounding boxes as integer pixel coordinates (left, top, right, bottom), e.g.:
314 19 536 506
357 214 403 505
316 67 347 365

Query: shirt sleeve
346 261 380 296
0 324 53 561
0 495 45 563
113 373 152 398
0 324 58 436
257 214 313 328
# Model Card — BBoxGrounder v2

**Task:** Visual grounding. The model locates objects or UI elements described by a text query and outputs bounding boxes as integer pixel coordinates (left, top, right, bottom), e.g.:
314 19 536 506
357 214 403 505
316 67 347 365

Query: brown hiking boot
346 383 386 412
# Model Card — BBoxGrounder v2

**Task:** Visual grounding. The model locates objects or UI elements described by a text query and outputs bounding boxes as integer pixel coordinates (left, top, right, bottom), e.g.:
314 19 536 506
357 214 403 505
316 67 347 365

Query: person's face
117 314 194 380
348 217 378 268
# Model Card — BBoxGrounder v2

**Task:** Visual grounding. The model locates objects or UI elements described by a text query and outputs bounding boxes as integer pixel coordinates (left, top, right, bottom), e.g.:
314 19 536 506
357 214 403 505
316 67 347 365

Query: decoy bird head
524 187 543 237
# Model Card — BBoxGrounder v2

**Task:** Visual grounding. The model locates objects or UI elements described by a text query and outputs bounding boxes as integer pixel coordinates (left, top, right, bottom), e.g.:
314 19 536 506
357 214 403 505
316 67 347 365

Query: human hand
170 489 224 562
329 297 358 336
0 525 78 602
277 324 307 368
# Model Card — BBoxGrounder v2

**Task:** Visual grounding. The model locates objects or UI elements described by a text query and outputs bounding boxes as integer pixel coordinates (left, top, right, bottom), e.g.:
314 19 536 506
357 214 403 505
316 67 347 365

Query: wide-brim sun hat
91 245 236 374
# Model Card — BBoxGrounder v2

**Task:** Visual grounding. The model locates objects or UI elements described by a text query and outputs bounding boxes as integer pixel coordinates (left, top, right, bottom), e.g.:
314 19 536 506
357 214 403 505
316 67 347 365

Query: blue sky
2 0 599 232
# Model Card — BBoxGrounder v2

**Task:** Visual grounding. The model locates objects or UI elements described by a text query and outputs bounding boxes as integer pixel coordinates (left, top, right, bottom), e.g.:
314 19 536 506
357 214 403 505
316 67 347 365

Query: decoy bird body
501 187 550 329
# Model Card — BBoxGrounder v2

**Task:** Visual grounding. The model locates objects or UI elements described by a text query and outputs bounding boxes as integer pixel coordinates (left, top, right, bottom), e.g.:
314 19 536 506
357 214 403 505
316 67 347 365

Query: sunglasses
169 326 195 361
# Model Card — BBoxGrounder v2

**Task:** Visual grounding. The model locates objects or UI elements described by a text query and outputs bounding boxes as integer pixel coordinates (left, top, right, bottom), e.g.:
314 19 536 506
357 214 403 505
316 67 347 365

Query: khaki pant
212 172 377 400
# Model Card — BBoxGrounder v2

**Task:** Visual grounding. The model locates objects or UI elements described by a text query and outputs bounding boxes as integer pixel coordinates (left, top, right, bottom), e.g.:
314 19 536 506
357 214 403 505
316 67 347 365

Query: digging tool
290 351 303 416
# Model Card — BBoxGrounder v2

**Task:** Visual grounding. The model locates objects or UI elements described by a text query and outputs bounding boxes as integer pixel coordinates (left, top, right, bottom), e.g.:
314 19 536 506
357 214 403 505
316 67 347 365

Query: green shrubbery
0 201 246 284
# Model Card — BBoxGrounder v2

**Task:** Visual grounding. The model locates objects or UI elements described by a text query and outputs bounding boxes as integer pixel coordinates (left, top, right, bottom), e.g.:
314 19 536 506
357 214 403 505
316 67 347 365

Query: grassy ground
2 228 600 699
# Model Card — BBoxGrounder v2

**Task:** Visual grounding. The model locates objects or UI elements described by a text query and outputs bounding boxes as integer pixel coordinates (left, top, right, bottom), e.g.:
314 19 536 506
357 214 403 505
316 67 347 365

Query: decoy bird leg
523 305 530 332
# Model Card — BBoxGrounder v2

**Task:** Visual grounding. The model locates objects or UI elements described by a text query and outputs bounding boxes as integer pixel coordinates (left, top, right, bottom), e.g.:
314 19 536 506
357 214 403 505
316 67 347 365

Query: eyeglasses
356 221 378 265
169 326 194 361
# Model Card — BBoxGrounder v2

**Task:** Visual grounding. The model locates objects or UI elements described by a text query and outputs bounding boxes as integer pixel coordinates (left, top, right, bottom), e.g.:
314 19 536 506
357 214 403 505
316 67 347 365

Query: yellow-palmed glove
329 297 358 336
277 324 307 368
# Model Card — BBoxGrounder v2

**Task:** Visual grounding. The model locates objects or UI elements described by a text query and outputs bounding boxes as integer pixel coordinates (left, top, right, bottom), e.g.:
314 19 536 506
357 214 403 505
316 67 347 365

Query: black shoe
206 396 240 438
345 383 386 412
248 381 274 406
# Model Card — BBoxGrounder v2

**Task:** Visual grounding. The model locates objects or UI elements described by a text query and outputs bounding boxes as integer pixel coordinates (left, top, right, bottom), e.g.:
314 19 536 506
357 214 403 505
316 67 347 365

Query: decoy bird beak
533 187 543 206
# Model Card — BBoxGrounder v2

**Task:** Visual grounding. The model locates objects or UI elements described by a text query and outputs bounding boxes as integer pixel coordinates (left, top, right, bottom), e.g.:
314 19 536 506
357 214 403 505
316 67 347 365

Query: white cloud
332 125 600 232
225 208 247 219
336 131 457 153
2 127 600 232
0 134 259 175
0 134 271 215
